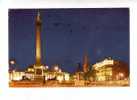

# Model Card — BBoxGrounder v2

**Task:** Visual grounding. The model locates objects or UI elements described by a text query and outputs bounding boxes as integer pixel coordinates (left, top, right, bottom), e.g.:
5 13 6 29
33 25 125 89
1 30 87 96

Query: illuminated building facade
9 70 25 81
93 66 113 81
92 57 129 81
92 58 114 81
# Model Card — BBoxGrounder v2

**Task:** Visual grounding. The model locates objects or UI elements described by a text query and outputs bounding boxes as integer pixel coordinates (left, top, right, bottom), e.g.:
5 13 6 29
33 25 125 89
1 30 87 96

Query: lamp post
10 60 15 65
45 65 49 69
9 59 16 81
119 73 124 80
9 59 16 70
54 66 59 72
118 72 124 86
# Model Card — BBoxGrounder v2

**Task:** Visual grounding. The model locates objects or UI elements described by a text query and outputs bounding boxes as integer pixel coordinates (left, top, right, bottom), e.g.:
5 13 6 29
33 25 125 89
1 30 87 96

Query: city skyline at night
9 8 129 73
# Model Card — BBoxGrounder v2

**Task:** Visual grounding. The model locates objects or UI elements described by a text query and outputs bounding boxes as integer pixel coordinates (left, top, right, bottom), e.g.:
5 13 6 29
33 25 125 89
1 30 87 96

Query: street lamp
9 59 16 71
10 60 15 65
45 66 49 69
9 59 16 81
119 73 124 80
59 69 62 73
118 72 124 86
54 66 59 71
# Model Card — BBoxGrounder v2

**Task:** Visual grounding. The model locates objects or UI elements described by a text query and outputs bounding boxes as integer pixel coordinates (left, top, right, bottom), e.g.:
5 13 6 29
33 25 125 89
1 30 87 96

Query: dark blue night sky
9 8 129 73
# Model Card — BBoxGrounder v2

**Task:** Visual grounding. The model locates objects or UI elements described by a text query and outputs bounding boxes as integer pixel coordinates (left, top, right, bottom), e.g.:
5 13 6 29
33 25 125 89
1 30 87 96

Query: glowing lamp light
54 66 59 71
46 66 49 69
40 66 43 68
10 60 15 65
45 76 48 80
119 73 124 77
59 69 62 73
116 73 124 80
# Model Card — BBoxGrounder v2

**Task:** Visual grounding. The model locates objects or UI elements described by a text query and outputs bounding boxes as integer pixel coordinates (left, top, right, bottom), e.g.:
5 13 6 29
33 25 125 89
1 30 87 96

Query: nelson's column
33 12 45 80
